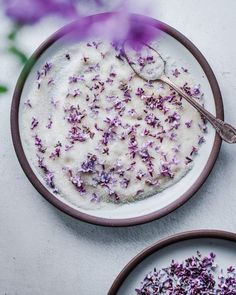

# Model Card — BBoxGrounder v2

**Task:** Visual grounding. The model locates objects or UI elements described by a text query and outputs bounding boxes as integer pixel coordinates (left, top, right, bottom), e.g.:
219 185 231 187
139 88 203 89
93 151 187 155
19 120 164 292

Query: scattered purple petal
24 99 32 108
172 68 181 78
30 117 39 130
185 120 193 128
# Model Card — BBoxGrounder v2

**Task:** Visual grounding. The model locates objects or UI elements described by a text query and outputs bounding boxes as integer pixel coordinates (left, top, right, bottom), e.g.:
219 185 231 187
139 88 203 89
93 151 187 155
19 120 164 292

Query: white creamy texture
21 40 206 209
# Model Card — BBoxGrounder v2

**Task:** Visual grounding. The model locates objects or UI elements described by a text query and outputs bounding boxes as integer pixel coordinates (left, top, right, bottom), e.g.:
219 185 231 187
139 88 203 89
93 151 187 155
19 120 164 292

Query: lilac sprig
49 141 62 160
34 135 46 153
66 168 86 195
38 155 58 193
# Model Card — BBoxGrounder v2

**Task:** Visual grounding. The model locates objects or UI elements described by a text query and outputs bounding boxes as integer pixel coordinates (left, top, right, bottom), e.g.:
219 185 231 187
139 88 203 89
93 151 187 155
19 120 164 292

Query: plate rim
10 13 224 227
108 229 236 294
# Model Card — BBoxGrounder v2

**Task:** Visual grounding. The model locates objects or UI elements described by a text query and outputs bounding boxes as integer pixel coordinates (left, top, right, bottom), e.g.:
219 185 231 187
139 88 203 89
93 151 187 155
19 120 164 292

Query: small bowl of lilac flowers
109 230 236 294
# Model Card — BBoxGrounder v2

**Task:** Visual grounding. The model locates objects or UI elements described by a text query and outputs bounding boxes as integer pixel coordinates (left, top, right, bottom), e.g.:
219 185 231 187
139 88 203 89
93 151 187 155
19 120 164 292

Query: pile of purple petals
135 252 236 295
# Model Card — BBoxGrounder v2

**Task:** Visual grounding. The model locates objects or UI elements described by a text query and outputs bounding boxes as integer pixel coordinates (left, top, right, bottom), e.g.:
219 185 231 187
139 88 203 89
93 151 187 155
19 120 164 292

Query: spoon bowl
123 41 166 82
123 41 236 144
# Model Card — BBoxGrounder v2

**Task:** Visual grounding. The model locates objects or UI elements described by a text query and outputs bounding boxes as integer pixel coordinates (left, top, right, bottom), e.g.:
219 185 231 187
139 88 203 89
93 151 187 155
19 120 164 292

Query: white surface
0 0 236 294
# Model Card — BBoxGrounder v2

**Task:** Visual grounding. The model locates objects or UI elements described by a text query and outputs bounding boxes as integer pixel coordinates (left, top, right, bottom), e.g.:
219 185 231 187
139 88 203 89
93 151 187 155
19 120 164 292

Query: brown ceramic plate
11 13 223 227
108 230 236 294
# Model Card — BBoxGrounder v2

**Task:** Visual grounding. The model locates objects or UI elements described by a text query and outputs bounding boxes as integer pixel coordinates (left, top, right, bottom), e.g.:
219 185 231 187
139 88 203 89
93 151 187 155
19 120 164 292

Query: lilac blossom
101 131 114 146
65 144 73 151
3 0 78 24
48 78 55 86
128 136 138 158
145 113 159 128
190 145 198 156
185 119 193 128
38 156 58 192
68 76 79 84
67 169 86 194
167 111 181 129
106 77 113 85
198 135 205 145
34 135 46 153
24 99 32 108
186 156 193 164
80 154 97 173
160 163 173 178
193 84 201 96
46 116 53 129
172 68 181 78
172 144 181 153
136 87 145 97
167 111 181 123
137 55 154 70
4 4 160 57
65 106 86 124
128 108 137 117
181 66 189 73
136 170 146 180
104 116 121 129
145 178 159 187
90 193 100 203
43 62 52 76
84 12 159 49
182 82 202 98
169 132 177 141
144 95 165 111
30 117 39 130
50 97 58 108
139 148 154 176
68 126 88 143
120 178 130 188
95 170 112 187
135 252 236 295
171 155 179 165
66 88 82 98
127 161 136 172
113 101 126 116
49 141 62 160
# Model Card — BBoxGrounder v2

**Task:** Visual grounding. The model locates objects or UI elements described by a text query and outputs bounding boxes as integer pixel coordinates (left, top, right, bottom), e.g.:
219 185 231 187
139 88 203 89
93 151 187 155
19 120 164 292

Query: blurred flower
126 16 159 48
2 0 78 24
67 12 159 47
2 0 160 69
2 0 159 47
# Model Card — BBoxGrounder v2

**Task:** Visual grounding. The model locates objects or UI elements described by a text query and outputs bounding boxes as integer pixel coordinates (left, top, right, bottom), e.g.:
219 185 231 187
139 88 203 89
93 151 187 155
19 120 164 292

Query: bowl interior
18 17 218 222
116 237 236 294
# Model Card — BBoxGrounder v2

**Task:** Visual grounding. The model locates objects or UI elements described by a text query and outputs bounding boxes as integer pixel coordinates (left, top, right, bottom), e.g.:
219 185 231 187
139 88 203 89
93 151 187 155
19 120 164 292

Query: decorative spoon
122 41 236 144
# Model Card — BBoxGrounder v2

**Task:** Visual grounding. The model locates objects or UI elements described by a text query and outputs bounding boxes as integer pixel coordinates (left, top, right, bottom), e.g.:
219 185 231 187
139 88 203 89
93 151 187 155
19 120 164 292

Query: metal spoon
122 41 236 144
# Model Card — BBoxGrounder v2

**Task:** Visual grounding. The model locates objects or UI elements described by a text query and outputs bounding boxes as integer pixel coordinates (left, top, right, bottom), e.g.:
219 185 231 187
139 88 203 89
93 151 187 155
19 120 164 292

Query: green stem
8 45 28 65
0 85 8 94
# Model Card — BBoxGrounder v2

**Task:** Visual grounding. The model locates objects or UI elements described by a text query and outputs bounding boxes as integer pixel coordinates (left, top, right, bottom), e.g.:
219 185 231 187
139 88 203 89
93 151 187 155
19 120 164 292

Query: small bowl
11 13 223 226
109 230 236 294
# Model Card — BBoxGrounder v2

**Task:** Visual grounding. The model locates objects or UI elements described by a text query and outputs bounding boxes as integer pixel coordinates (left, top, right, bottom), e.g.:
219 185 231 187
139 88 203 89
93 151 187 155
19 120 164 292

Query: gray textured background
1 0 236 294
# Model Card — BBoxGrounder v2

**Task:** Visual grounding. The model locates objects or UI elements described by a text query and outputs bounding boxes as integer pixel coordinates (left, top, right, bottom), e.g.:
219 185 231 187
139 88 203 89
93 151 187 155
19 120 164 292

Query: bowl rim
108 229 236 294
10 13 224 227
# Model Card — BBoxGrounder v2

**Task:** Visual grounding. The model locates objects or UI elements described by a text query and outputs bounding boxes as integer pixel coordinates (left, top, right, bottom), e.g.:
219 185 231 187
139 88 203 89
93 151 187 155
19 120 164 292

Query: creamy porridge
21 40 206 209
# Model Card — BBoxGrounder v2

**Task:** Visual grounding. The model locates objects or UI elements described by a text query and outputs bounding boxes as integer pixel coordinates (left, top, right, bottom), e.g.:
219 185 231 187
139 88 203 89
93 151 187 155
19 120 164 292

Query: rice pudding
21 40 206 208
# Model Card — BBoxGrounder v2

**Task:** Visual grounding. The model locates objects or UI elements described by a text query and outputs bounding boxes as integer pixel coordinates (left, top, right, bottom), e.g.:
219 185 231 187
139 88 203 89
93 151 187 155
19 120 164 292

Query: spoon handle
160 75 236 144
